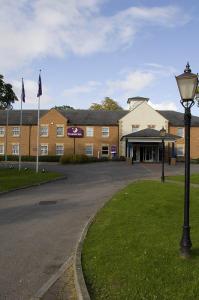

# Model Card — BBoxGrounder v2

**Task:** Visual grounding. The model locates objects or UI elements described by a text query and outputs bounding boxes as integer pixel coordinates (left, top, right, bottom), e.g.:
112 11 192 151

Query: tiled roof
121 128 180 141
0 110 48 125
0 108 199 126
157 110 199 126
58 109 127 125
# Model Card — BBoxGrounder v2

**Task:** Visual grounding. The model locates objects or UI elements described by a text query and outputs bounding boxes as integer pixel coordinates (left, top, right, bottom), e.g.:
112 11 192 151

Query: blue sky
1 0 199 115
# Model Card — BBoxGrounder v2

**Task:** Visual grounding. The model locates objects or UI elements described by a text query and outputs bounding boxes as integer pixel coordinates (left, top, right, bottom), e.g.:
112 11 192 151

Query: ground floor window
0 144 4 155
12 144 19 155
101 145 109 156
56 144 64 155
40 144 48 155
176 145 184 156
85 144 93 156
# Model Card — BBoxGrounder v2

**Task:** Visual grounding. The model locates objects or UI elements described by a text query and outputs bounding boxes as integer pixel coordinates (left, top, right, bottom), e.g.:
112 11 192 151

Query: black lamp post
160 127 166 183
175 63 198 258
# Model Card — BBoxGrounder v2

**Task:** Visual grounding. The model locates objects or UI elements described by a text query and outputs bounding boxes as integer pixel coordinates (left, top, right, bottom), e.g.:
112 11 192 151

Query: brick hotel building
0 97 199 162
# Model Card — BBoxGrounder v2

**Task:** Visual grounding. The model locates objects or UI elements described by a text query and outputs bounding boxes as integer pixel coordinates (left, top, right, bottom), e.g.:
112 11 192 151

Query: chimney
127 97 149 111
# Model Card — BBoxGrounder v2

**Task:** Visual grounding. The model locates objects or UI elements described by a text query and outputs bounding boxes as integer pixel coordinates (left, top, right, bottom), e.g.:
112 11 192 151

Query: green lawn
167 173 199 184
82 181 199 300
0 168 62 192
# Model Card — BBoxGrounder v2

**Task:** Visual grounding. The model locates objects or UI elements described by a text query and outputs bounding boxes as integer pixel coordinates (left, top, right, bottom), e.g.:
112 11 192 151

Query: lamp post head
160 127 166 137
175 63 198 103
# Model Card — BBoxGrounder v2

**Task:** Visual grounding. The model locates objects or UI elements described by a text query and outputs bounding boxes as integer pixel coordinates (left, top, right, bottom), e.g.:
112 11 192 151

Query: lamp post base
180 226 192 258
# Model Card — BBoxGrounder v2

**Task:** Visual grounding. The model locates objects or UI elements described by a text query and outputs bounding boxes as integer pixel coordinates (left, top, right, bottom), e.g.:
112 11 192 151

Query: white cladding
119 100 168 156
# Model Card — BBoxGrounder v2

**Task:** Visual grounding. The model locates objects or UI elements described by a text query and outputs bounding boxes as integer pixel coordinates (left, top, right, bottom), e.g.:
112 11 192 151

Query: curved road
0 162 197 299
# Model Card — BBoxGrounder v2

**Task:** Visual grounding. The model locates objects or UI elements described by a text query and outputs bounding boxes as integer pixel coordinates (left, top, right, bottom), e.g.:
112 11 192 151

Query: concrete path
0 162 199 299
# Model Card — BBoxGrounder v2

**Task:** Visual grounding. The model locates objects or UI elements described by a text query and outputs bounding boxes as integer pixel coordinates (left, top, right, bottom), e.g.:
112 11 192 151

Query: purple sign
111 145 117 153
67 127 84 137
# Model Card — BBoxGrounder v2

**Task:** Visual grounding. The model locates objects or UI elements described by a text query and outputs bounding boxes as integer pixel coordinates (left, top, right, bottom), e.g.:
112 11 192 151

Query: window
101 145 109 156
0 127 5 137
12 144 19 155
177 127 184 137
132 125 139 133
85 144 93 156
86 127 94 137
0 144 4 155
148 124 156 129
56 125 64 137
40 144 48 155
40 125 48 137
176 145 184 156
56 144 64 155
102 127 109 137
12 127 20 137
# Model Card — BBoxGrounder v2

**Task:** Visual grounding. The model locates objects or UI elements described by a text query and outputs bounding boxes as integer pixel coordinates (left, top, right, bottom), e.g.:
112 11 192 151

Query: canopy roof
121 128 181 142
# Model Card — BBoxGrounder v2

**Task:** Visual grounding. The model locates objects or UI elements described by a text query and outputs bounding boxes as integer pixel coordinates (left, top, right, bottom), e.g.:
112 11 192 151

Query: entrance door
143 146 153 162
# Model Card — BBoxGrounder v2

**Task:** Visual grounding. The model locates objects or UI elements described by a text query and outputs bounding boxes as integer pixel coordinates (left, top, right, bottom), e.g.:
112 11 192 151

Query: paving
0 161 199 299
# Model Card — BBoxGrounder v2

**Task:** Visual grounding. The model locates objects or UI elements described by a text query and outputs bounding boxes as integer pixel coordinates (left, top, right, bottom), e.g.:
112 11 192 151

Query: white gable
119 101 169 155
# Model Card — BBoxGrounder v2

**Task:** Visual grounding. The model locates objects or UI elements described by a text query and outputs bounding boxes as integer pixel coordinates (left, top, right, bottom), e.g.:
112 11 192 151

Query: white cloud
63 81 101 98
0 1 190 71
106 71 155 95
12 79 52 108
149 101 177 111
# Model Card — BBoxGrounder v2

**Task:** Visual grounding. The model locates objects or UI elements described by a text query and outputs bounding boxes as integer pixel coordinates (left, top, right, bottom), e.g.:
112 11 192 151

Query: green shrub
2 155 60 162
60 154 111 164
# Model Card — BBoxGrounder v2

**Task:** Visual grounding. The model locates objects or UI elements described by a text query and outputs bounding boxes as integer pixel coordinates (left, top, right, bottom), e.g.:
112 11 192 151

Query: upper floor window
40 125 48 137
148 124 156 129
85 144 93 156
12 127 20 137
56 144 64 155
102 127 109 137
132 125 139 133
0 127 5 137
56 125 64 137
0 144 4 155
40 144 48 155
12 144 19 155
86 127 94 137
177 127 184 137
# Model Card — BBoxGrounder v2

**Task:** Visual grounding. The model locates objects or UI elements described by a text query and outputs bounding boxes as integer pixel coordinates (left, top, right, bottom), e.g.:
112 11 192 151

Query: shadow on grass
190 248 199 259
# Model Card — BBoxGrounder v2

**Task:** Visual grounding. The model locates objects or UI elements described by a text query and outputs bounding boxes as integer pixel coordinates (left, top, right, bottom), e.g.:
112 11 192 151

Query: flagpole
19 88 23 171
5 107 9 162
36 95 40 173
36 70 42 173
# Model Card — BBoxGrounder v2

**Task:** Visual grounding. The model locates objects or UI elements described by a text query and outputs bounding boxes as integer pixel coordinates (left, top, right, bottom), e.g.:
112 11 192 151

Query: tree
89 97 123 111
53 105 75 110
0 75 18 109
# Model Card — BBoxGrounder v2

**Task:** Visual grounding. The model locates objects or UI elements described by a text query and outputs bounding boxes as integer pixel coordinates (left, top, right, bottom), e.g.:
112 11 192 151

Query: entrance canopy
121 128 180 143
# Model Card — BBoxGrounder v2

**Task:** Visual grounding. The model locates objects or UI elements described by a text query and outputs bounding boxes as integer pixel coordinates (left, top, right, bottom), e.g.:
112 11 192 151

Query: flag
37 73 42 97
21 78 25 103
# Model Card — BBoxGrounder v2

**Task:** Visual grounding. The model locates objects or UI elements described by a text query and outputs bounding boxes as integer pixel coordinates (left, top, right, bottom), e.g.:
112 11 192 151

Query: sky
1 0 199 115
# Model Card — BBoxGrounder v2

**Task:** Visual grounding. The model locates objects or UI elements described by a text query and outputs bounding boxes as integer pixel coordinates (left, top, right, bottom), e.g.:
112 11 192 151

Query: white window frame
40 125 49 137
0 143 4 155
56 125 64 137
177 127 184 138
12 127 20 137
176 145 184 157
56 144 64 156
12 143 19 155
0 127 5 137
85 144 93 156
132 125 140 133
102 127 109 137
86 127 94 137
40 144 48 156
101 144 109 156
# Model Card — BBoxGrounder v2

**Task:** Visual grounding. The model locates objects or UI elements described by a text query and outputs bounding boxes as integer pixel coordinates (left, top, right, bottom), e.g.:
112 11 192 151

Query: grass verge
82 181 199 300
0 168 62 192
167 173 199 184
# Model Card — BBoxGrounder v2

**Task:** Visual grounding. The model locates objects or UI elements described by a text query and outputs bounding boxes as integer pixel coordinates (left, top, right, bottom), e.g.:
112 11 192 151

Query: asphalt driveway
0 161 198 299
